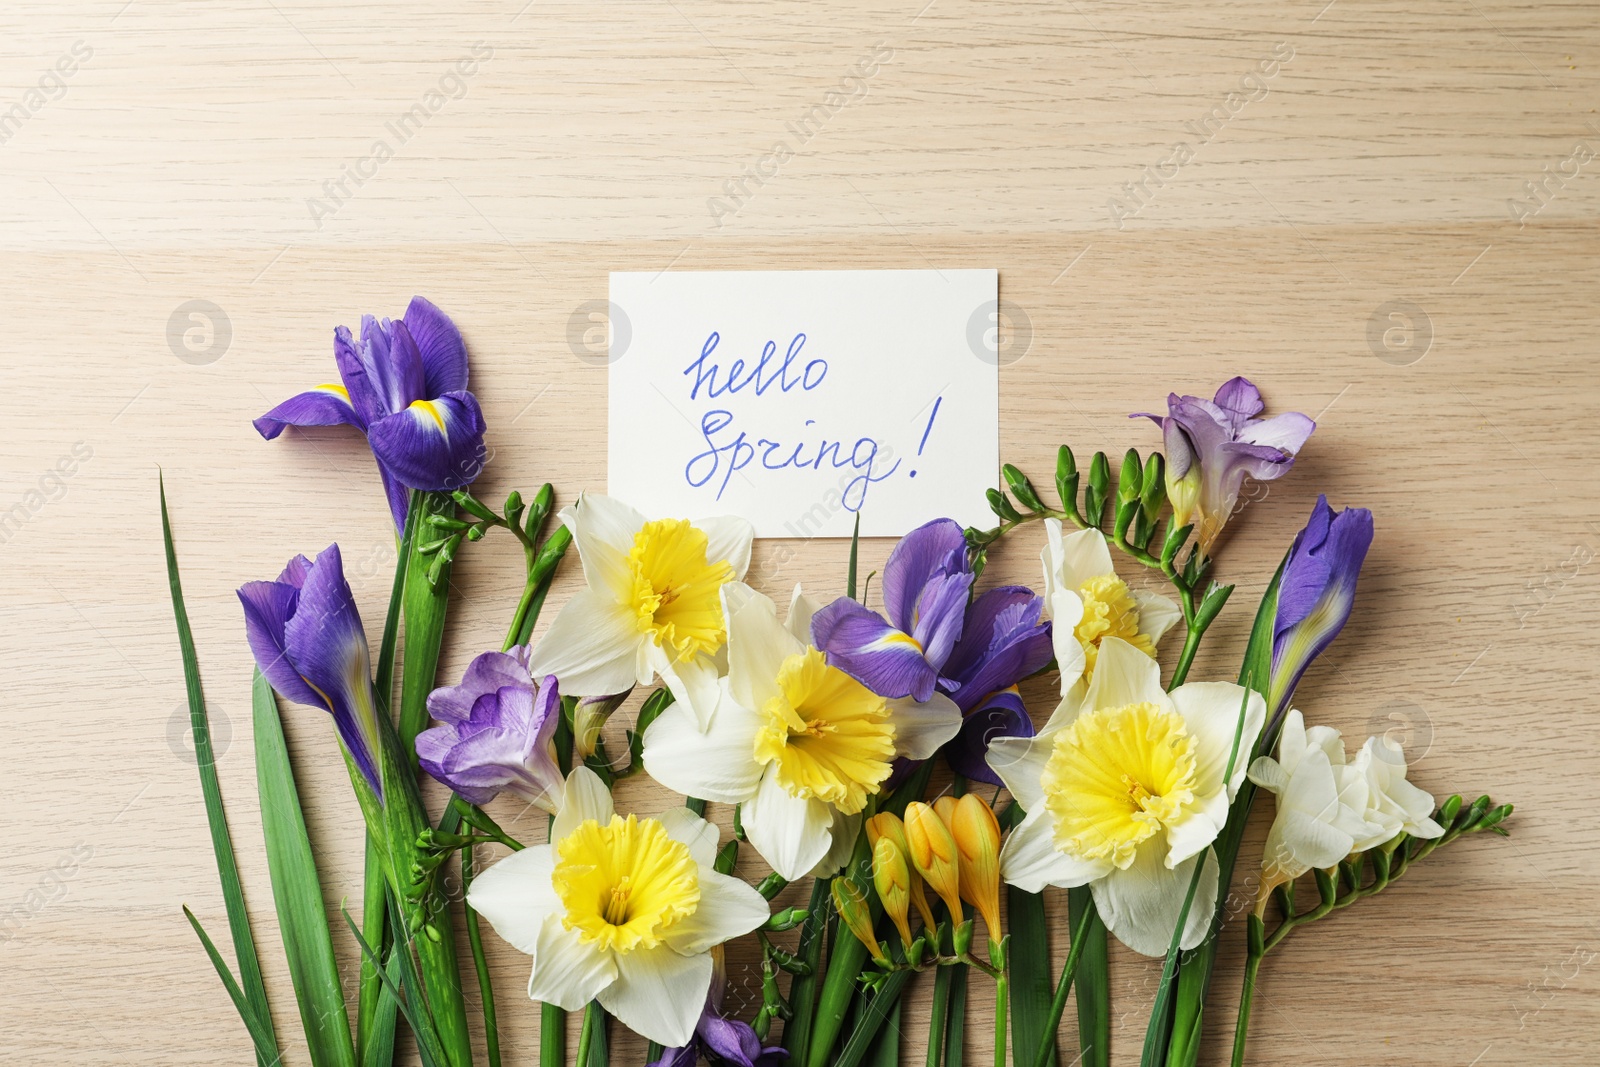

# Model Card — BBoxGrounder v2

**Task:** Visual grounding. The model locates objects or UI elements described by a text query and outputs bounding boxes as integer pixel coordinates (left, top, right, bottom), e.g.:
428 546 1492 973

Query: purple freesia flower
416 648 565 812
939 586 1053 784
1268 495 1374 721
254 296 488 530
811 518 974 702
1134 376 1315 553
647 950 786 1067
238 545 383 797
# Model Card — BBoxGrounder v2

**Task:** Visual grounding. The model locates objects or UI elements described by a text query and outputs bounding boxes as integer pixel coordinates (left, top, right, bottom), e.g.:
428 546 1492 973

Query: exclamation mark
910 396 942 478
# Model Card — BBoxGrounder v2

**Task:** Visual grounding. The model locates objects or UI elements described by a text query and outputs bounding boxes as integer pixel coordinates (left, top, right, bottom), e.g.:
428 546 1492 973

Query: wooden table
4 1 1596 1063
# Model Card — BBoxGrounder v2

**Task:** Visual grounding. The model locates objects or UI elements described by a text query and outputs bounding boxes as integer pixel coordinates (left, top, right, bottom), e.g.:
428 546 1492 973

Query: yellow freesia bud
871 836 914 949
903 801 964 920
950 793 1003 940
867 812 937 931
831 877 889 966
931 795 959 830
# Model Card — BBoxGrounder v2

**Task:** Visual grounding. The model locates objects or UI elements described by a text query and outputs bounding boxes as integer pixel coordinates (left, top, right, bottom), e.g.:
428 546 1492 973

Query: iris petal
403 295 470 397
366 390 488 491
812 597 940 702
252 385 363 439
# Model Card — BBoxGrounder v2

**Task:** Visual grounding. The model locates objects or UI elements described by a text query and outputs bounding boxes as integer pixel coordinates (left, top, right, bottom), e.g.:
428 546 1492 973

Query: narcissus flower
1269 495 1374 718
1040 521 1181 692
529 494 753 729
467 768 769 1048
416 647 564 811
1134 377 1315 554
254 296 487 530
986 638 1264 956
641 583 961 880
811 518 974 702
238 544 383 797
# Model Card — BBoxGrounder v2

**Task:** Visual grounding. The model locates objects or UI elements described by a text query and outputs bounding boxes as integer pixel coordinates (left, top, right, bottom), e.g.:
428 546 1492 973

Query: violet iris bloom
254 296 488 530
1268 495 1374 721
810 518 974 703
416 648 565 812
1134 377 1315 554
940 587 1054 784
647 950 786 1067
238 545 383 797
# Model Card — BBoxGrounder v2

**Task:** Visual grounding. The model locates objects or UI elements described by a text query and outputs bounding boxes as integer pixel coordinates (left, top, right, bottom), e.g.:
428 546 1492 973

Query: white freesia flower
529 493 753 728
986 637 1264 956
1040 519 1182 694
466 767 769 1047
1351 733 1444 847
642 582 962 881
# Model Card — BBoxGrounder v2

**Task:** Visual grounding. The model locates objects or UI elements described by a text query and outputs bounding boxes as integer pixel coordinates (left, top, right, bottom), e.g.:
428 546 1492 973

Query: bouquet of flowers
165 297 1512 1067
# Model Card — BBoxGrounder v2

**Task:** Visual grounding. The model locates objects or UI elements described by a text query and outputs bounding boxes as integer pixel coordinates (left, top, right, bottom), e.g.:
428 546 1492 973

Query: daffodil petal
985 732 1055 813
1091 844 1218 957
1083 636 1167 711
529 912 618 1011
785 584 822 646
656 650 723 730
885 691 962 761
640 687 765 804
527 587 641 698
563 493 647 598
697 515 755 582
1168 681 1266 803
1052 525 1116 588
464 845 559 953
655 807 720 868
998 809 1109 892
1132 589 1183 646
724 582 804 713
742 769 833 881
811 809 862 878
597 942 713 1048
551 766 615 842
661 868 770 956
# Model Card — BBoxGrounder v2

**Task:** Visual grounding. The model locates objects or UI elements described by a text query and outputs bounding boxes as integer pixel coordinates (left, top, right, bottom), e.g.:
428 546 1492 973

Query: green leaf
161 477 279 1067
1006 883 1057 1067
344 907 447 1067
847 511 861 600
865 997 903 1067
182 906 280 1063
780 877 832 1067
400 489 455 755
944 955 967 1067
254 671 357 1067
1066 888 1109 1067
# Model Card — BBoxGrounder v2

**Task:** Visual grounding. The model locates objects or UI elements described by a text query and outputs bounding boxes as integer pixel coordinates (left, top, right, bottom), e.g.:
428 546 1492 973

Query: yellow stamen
1074 573 1157 676
1040 701 1197 868
753 648 895 815
625 518 735 662
551 815 700 955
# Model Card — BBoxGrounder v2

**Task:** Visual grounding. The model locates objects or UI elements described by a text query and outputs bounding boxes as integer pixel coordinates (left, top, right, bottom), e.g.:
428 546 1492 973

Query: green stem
926 939 953 1067
503 525 573 651
575 1002 600 1067
782 877 832 1067
993 972 1008 1067
1229 918 1265 1067
462 844 501 1067
1031 905 1096 1067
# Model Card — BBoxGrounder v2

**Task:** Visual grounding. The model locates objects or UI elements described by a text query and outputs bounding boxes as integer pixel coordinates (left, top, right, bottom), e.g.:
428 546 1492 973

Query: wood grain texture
2 0 1597 1064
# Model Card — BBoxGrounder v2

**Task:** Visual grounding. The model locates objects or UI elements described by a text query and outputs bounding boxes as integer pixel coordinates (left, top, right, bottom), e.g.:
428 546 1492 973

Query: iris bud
950 793 1003 940
903 801 964 920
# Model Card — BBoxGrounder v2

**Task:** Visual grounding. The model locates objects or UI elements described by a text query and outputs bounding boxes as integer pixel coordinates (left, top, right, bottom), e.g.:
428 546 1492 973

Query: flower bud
903 801 964 920
572 688 633 761
872 836 915 949
931 795 959 829
831 877 888 966
867 812 937 931
950 793 1003 940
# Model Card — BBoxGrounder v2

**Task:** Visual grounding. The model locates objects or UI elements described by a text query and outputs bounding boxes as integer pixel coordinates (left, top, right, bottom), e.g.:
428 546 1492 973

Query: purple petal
941 587 1052 714
881 518 970 634
362 316 427 416
366 390 488 492
237 579 324 710
1211 376 1265 432
812 597 939 702
908 570 973 674
377 461 412 533
946 692 1034 785
427 650 534 724
333 323 390 426
403 296 470 397
1270 497 1373 716
253 387 364 440
646 1042 700 1067
1235 411 1316 455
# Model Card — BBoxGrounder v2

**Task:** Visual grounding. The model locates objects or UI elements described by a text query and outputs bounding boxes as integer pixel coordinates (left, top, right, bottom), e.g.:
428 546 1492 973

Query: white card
607 269 1000 538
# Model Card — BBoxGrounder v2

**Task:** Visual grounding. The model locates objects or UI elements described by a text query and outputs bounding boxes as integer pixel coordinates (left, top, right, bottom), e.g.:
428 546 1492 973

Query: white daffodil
1350 733 1444 847
529 494 753 728
986 637 1264 956
1247 710 1375 894
641 582 963 881
466 767 769 1048
1040 519 1182 694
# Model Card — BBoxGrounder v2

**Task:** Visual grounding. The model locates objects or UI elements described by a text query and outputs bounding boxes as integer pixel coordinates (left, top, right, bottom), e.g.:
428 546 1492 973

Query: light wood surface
4 1 1598 1064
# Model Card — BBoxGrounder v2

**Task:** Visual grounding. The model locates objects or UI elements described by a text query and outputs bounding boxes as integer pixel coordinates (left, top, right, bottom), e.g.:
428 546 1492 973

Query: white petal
785 584 822 645
465 845 559 953
552 766 615 842
886 691 963 760
1056 526 1116 587
697 514 755 581
641 683 765 804
528 913 617 1010
528 588 641 698
1162 791 1229 868
985 733 1055 813
655 806 721 868
1169 681 1266 803
564 494 647 597
999 809 1111 892
1131 589 1183 647
1092 844 1218 957
742 770 833 881
598 943 713 1048
812 809 862 878
723 583 803 713
656 651 723 730
1246 755 1288 794
663 868 770 955
1040 518 1065 602
1083 637 1168 711
1048 590 1088 695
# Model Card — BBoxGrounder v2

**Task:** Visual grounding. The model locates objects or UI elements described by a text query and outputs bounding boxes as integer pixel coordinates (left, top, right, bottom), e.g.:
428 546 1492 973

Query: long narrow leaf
162 477 279 1067
343 908 446 1067
1005 884 1055 1067
183 906 279 1063
254 670 357 1067
1065 887 1108 1067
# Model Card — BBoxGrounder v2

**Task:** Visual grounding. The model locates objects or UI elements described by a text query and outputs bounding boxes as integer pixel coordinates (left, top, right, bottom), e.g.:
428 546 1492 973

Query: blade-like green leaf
255 670 357 1067
1065 887 1108 1067
1005 884 1057 1067
344 907 447 1067
183 906 279 1063
865 998 902 1067
162 477 278 1067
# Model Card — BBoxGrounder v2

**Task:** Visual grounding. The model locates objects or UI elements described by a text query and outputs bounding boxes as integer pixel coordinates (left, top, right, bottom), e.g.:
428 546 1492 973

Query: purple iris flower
238 545 383 797
647 958 787 1067
1134 377 1315 553
1268 495 1374 721
810 518 974 703
254 296 488 530
939 587 1054 785
416 648 565 812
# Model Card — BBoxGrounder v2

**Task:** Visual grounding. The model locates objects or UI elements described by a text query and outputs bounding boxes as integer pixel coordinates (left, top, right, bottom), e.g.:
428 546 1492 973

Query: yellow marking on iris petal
1074 573 1156 676
551 815 700 954
317 383 351 400
626 518 734 661
1040 701 1197 868
753 648 895 815
408 398 447 432
871 629 923 653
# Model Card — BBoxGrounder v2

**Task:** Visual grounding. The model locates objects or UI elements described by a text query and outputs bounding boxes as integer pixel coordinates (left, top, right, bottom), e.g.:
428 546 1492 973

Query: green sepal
1003 463 1046 512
